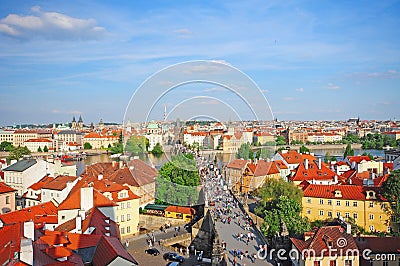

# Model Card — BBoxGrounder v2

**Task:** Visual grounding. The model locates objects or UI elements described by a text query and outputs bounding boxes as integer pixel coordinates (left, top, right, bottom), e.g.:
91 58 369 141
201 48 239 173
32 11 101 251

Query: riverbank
0 148 108 158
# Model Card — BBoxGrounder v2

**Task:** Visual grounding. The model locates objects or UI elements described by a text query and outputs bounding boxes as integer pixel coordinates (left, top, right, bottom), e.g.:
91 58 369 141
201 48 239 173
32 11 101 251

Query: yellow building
92 178 141 237
164 206 195 222
291 225 359 266
301 183 398 233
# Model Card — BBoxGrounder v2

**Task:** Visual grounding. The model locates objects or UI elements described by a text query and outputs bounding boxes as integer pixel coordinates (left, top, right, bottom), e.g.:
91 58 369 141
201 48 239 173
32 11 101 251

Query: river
75 148 385 175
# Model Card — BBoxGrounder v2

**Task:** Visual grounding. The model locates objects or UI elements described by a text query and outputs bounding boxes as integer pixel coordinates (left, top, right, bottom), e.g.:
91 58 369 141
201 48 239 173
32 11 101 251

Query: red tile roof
0 223 21 265
279 150 304 165
92 236 138 265
45 246 73 259
226 159 248 169
108 159 158 187
28 175 55 191
290 159 336 182
253 160 280 177
347 155 371 164
25 138 52 143
42 175 78 191
291 226 358 257
165 205 195 215
274 160 288 169
0 201 57 225
58 187 117 210
0 182 16 194
302 183 385 201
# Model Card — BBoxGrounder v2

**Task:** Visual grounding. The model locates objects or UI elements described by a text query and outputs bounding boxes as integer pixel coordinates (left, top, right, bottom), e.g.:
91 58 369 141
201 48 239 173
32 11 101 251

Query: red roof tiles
0 201 57 225
165 205 195 215
226 159 248 169
0 182 16 194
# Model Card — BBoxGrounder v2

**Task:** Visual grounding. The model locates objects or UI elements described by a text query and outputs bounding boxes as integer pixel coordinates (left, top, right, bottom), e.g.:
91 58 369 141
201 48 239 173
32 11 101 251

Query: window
369 225 374 232
353 202 358 207
353 213 358 219
320 199 324 204
120 227 125 234
328 200 332 205
387 227 392 233
121 215 125 222
383 261 388 266
127 226 131 234
337 212 341 218
369 202 373 208
392 216 397 222
330 260 337 266
337 201 341 206
61 216 65 220
346 201 350 207
51 193 53 197
328 211 332 217
127 202 131 208
369 214 374 220
127 214 131 221
307 198 311 203
121 203 125 209
306 209 311 215
6 196 10 204
345 212 350 218
319 210 324 216
116 216 119 222
314 261 321 266
345 260 353 266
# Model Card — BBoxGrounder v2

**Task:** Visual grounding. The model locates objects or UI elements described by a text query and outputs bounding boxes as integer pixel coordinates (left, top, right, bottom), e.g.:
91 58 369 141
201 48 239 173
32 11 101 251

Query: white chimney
370 172 375 179
112 161 117 168
23 221 35 240
80 187 93 212
334 175 338 184
318 158 322 170
119 161 123 169
282 150 288 154
76 216 82 232
304 159 309 170
98 174 103 181
352 161 356 169
78 209 85 220
346 223 351 234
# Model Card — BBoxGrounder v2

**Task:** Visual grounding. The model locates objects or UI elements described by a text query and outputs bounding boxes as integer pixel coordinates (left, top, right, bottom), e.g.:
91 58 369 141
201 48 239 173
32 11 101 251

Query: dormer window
334 190 342 198
366 190 376 200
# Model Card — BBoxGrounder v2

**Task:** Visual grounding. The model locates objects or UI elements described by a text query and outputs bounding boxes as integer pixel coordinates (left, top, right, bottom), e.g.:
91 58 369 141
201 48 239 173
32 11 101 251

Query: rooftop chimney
80 187 93 212
318 158 322 170
304 159 309 170
98 174 103 181
23 221 35 240
76 216 82 233
119 161 123 169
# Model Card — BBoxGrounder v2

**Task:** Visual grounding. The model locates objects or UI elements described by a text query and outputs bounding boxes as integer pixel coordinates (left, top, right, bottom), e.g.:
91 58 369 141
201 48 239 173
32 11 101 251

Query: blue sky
0 0 399 126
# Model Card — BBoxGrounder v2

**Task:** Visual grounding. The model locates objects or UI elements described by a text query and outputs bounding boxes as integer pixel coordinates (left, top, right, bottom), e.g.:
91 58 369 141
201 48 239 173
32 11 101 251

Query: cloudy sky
0 0 399 126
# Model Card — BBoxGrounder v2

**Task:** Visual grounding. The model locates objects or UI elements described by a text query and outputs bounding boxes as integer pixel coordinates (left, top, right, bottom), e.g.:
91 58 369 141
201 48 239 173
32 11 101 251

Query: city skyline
0 1 399 125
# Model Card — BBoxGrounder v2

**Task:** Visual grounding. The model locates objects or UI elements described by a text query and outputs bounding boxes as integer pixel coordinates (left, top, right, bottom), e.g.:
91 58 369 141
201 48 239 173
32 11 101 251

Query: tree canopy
151 143 163 157
382 170 400 223
276 136 286 145
7 146 31 163
236 143 252 160
84 142 92 149
156 154 200 206
343 144 354 158
255 178 310 237
0 141 14 151
299 145 310 154
125 135 149 156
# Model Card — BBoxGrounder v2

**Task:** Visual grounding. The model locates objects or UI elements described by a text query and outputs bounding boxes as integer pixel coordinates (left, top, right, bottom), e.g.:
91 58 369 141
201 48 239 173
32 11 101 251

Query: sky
0 0 399 126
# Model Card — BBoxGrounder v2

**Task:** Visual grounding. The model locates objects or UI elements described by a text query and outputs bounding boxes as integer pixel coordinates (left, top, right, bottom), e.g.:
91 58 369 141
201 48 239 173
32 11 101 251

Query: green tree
324 152 336 163
257 148 272 160
43 145 48 152
7 146 31 163
84 142 92 149
382 170 400 223
151 143 163 156
125 135 148 156
299 145 310 154
343 144 354 158
37 147 42 152
260 195 311 238
108 134 123 154
156 154 200 205
0 141 14 151
361 152 374 160
236 143 252 160
276 136 286 145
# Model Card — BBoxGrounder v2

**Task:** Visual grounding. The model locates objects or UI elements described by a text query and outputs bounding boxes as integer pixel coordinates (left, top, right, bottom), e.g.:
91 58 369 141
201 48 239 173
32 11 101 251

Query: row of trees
108 135 163 156
236 143 273 160
0 141 31 163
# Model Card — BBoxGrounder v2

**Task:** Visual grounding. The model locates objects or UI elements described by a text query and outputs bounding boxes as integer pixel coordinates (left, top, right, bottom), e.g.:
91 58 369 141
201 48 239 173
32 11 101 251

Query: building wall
0 191 16 214
115 198 140 236
357 161 383 175
24 140 53 152
302 196 398 233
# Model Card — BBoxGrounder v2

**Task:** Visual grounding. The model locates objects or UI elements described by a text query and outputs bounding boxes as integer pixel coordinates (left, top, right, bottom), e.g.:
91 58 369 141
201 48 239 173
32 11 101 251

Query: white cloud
68 110 83 115
261 89 269 93
327 83 340 90
295 87 304 92
203 87 226 93
173 28 192 38
0 6 107 40
51 109 61 114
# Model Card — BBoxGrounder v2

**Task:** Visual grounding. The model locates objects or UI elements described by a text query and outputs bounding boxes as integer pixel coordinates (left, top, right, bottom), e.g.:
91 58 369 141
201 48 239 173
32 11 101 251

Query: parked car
145 248 160 256
163 252 184 263
166 262 181 266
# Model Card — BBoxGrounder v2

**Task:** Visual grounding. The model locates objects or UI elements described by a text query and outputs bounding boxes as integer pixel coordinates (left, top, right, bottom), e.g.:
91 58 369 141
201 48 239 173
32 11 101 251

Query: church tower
71 116 77 129
78 115 83 131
